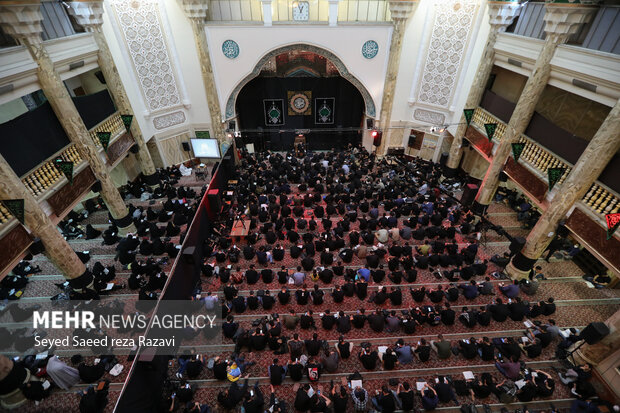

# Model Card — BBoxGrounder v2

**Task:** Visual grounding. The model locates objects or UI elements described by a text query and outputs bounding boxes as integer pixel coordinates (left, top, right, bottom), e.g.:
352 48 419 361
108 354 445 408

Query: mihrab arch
224 43 376 120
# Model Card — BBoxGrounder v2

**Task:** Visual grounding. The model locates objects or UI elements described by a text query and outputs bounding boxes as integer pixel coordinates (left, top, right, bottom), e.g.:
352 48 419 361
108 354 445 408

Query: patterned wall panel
159 132 192 166
417 0 479 108
109 0 181 112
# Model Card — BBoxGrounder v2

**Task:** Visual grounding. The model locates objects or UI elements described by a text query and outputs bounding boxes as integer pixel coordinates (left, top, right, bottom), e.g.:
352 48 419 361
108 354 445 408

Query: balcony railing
21 145 83 198
0 203 13 224
471 107 506 142
469 107 619 223
88 112 126 148
471 107 571 184
582 183 620 219
516 135 571 187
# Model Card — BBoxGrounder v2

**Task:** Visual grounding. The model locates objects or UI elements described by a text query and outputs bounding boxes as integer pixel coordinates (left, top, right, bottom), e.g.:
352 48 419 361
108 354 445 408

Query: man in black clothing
459 338 478 359
245 265 259 284
305 333 323 356
321 310 337 330
300 310 316 329
488 298 509 322
232 295 246 313
441 303 456 325
262 291 275 310
353 309 367 329
368 309 385 332
433 377 459 405
285 360 303 382
218 378 248 410
277 287 290 305
508 297 529 321
359 346 379 370
269 358 286 386
372 386 397 413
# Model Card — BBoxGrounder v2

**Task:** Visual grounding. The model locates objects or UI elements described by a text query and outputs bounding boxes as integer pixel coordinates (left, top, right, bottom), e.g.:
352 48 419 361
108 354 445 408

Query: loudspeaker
579 322 610 345
499 172 508 182
408 135 417 148
228 121 236 131
182 142 191 152
29 238 44 255
372 131 382 147
94 70 106 84
207 189 222 214
91 180 102 193
460 183 478 206
129 144 139 154
182 246 196 265
366 118 374 129
509 237 526 254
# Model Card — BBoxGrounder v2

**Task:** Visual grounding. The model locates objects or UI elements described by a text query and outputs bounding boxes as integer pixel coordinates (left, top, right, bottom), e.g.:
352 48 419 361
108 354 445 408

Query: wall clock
292 1 309 21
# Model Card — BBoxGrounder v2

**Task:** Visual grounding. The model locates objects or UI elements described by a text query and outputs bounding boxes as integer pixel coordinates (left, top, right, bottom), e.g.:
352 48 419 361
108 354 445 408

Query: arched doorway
229 45 374 151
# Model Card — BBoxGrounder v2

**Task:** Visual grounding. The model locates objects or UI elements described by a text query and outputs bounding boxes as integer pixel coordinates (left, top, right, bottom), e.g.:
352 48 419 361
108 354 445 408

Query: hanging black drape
236 76 364 151
72 89 116 130
0 101 70 177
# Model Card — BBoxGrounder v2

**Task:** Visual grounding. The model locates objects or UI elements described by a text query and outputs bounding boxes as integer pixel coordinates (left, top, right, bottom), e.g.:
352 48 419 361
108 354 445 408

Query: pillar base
505 261 531 281
117 222 137 237
114 212 135 236
505 251 538 280
472 201 488 215
443 166 458 178
511 251 538 272
68 269 93 289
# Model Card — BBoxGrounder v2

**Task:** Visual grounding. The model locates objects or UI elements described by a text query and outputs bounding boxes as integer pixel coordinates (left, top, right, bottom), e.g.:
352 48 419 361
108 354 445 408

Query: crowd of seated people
149 146 616 413
0 165 213 412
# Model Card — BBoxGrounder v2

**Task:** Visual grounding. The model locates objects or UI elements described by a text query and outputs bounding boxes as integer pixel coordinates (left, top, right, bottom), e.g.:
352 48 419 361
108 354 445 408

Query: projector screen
190 138 221 158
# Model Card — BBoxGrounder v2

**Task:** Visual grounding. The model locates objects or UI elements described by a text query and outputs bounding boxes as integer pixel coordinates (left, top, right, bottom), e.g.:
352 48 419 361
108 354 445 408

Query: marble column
473 2 598 212
444 0 521 176
0 2 135 235
376 0 418 155
176 0 226 143
575 309 620 367
0 154 87 281
66 1 158 186
506 99 620 279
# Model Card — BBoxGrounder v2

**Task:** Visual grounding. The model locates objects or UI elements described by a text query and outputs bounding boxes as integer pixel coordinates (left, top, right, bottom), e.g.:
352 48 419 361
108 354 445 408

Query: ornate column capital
543 1 599 44
176 0 209 23
388 0 418 24
65 1 105 32
487 0 522 32
0 1 43 46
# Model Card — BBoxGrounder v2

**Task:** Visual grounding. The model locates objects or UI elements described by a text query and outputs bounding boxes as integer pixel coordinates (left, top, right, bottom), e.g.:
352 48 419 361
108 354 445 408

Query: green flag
463 108 475 126
484 123 497 142
511 142 526 163
2 199 24 224
121 114 133 132
547 167 566 191
54 159 74 185
605 213 620 240
97 131 111 151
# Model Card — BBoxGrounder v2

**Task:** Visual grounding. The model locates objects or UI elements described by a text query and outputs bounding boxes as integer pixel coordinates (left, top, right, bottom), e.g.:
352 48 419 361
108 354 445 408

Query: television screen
190 138 221 158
